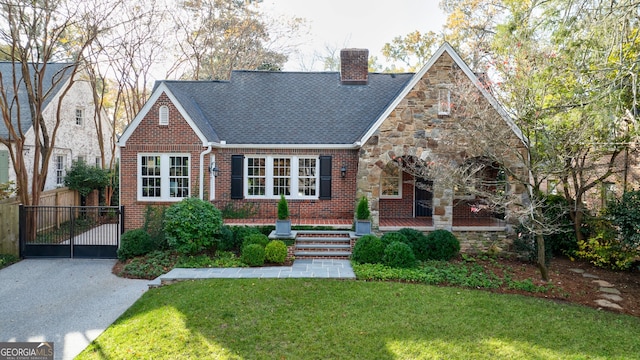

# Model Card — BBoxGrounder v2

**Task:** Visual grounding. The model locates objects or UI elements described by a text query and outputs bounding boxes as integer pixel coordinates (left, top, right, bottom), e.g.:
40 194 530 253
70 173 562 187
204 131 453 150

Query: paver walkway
569 268 624 311
150 259 355 287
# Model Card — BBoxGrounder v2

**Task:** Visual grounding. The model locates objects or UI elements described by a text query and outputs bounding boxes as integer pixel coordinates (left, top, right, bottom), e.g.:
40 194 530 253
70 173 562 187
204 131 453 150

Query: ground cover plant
0 254 19 269
77 279 640 359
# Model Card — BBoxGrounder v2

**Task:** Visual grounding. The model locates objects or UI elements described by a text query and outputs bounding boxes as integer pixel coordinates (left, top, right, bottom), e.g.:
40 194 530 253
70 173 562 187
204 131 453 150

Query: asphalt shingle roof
160 70 414 145
0 62 74 139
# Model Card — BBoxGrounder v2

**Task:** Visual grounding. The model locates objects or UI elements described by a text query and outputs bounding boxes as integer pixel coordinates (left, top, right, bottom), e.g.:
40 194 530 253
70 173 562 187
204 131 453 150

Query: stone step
296 244 351 250
296 237 351 243
294 251 351 258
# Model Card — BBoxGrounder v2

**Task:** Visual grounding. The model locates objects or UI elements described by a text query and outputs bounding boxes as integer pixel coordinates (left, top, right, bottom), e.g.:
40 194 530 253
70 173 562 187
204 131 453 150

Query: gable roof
0 62 75 139
358 42 524 146
119 71 414 147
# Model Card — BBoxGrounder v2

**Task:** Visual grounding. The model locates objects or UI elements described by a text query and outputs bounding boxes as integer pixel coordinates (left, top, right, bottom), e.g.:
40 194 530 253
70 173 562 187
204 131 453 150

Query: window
138 154 190 201
298 158 317 196
380 165 402 198
159 105 169 125
438 86 451 115
55 155 66 186
77 156 85 164
245 156 318 199
75 108 84 126
602 182 616 206
95 157 101 168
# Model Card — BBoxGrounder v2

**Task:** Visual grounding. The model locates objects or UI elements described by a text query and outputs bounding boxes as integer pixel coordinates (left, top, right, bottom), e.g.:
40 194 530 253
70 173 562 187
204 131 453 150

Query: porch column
432 179 453 230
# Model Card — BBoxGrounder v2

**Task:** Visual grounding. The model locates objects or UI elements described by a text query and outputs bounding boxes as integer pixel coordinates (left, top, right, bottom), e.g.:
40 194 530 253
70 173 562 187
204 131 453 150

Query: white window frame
55 155 66 186
437 85 452 116
245 155 319 199
547 179 559 195
137 153 191 201
159 105 169 125
380 166 402 199
75 108 84 126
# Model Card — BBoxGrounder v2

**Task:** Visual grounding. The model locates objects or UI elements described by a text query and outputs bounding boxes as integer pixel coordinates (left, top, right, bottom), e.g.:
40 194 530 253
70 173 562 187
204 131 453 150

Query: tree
0 0 119 206
381 30 440 72
63 159 109 199
168 0 302 80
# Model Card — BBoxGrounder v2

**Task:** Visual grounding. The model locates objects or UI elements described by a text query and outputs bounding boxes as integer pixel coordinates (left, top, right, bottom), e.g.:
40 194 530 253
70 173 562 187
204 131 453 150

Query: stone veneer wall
356 52 525 250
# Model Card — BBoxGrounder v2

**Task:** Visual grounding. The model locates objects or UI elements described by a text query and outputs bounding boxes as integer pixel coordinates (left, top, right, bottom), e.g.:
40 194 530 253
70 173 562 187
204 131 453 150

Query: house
0 63 113 193
118 43 527 251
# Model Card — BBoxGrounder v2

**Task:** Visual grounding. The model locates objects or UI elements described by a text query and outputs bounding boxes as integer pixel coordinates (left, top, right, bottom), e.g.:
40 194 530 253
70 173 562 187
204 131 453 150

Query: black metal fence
19 205 123 258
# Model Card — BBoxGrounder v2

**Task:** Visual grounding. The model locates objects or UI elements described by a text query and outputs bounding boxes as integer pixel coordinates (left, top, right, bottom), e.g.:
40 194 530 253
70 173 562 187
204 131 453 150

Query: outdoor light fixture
341 165 347 178
209 162 219 177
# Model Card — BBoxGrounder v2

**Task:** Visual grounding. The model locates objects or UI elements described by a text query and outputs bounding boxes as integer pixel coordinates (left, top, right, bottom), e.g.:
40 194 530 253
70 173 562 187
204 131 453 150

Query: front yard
77 278 640 359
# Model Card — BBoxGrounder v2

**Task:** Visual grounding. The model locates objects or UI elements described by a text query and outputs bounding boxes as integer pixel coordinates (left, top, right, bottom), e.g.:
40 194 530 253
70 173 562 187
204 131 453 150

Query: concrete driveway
0 259 148 360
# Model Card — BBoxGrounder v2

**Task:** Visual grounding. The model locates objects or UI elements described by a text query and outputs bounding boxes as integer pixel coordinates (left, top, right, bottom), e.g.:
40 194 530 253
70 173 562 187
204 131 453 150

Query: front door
414 178 433 217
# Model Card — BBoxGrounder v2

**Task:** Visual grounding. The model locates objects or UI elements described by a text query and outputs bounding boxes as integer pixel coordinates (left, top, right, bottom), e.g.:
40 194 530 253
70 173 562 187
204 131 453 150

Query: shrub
231 226 262 251
143 205 168 250
572 218 637 270
277 194 289 220
398 228 430 261
0 253 19 269
352 235 385 264
380 232 408 247
63 159 110 197
265 240 288 264
542 194 578 256
382 241 417 268
217 225 236 252
241 243 266 266
118 250 176 279
356 196 370 220
242 233 270 250
118 229 154 261
425 230 460 261
164 198 223 254
607 190 640 249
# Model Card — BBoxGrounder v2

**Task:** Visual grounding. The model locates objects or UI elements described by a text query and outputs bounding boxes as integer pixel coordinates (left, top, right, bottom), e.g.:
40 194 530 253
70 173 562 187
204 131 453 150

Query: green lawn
78 279 640 359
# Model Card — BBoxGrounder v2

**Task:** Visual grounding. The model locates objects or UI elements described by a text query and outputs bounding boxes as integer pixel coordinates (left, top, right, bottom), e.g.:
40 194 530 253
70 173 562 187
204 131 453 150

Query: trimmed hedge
117 229 154 261
383 241 417 268
425 229 460 261
352 235 385 264
241 244 266 267
265 240 288 264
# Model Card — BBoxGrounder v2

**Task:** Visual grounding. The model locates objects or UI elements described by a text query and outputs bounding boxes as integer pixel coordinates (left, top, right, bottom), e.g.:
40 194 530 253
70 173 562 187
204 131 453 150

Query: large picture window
245 156 318 199
138 153 190 201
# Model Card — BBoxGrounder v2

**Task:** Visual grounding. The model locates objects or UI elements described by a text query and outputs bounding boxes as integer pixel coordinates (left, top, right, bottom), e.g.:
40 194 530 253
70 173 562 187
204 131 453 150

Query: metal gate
19 205 123 258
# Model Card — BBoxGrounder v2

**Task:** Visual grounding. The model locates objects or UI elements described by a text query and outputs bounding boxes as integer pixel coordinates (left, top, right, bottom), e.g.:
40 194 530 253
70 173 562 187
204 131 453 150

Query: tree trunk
536 233 550 281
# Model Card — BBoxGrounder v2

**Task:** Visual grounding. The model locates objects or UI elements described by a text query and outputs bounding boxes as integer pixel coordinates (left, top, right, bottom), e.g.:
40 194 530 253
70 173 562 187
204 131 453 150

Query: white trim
209 153 216 201
118 83 209 147
200 146 212 200
357 42 526 147
137 152 191 202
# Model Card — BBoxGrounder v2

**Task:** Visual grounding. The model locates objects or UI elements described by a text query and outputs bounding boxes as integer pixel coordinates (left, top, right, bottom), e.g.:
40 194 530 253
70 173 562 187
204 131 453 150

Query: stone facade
357 51 526 249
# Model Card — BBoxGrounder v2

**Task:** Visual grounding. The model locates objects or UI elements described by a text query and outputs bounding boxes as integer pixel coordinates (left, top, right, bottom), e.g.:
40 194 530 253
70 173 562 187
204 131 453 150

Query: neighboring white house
0 63 113 193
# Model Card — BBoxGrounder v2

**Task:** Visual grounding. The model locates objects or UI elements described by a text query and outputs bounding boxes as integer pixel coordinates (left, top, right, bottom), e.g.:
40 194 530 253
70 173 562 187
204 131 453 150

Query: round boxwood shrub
398 228 430 261
382 241 417 268
164 198 223 254
241 243 266 266
425 229 460 261
117 229 154 261
242 233 270 250
265 240 288 264
352 234 385 264
231 226 262 251
380 232 408 247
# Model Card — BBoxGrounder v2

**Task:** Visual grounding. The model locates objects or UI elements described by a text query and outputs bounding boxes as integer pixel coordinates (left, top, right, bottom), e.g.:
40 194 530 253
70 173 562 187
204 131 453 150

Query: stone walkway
569 268 624 311
149 259 356 287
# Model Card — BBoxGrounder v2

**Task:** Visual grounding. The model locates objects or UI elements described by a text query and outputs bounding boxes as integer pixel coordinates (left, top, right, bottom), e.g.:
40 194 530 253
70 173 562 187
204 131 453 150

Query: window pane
247 157 266 196
141 156 162 198
169 156 189 198
381 166 400 197
273 158 291 196
298 158 316 196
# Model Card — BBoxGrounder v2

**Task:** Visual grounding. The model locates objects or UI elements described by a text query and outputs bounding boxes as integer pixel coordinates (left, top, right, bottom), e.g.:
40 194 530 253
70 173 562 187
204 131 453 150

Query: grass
77 279 640 359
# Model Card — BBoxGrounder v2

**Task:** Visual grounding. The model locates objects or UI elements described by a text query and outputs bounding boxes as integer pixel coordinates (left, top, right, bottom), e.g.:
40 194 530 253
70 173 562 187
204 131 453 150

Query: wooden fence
0 188 79 256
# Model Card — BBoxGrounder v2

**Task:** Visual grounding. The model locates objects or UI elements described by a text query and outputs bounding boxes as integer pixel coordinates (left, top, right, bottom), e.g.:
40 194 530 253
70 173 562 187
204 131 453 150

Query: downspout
199 146 213 200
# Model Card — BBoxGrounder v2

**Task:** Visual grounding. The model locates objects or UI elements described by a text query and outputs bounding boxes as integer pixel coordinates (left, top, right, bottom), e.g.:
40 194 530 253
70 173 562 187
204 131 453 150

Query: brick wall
120 93 361 230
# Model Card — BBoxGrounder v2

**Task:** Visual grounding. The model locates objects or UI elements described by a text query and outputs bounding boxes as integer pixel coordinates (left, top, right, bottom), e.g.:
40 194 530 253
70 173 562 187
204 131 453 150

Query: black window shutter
231 155 244 199
319 155 332 199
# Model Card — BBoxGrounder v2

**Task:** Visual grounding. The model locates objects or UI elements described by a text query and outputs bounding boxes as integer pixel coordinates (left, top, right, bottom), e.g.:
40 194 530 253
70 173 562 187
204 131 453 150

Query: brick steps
293 230 355 260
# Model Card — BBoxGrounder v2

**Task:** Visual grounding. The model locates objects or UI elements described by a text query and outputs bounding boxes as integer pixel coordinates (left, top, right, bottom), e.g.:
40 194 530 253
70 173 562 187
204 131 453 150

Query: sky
260 0 448 71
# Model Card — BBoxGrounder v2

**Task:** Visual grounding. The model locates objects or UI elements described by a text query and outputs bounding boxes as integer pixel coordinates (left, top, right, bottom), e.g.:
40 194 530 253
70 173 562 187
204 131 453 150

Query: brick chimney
340 49 369 85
